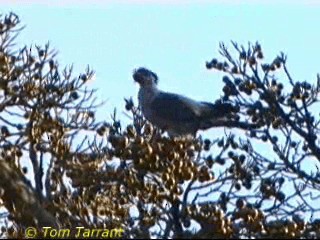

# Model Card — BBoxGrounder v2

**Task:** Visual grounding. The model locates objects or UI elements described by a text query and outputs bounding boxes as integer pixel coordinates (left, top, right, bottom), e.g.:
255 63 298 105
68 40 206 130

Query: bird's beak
132 69 142 84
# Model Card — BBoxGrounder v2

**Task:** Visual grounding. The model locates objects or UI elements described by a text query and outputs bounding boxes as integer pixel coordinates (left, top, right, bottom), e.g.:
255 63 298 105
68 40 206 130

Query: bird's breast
138 88 157 119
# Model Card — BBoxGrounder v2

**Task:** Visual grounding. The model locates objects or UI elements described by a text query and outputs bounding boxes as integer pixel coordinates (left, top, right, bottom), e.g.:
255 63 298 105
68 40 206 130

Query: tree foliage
1 12 320 239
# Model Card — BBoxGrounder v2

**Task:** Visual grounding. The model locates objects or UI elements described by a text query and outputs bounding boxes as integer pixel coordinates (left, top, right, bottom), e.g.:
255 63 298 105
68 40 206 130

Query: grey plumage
133 67 239 136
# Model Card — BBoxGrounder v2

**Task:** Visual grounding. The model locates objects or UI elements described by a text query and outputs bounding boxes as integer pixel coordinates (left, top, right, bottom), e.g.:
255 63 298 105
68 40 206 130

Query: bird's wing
149 92 201 123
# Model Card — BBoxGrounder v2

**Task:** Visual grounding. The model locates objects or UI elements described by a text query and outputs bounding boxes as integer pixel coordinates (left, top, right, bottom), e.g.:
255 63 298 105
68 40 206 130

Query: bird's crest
133 67 158 85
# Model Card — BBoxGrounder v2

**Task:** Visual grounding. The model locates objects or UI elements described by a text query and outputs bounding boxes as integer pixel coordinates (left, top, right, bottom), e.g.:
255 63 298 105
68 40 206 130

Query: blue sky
3 1 320 126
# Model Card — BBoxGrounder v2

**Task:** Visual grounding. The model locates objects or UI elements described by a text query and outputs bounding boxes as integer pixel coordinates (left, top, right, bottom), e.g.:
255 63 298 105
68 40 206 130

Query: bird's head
133 67 158 87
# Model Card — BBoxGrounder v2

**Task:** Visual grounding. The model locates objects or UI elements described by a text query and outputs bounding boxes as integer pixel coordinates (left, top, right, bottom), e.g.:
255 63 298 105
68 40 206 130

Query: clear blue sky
3 1 320 126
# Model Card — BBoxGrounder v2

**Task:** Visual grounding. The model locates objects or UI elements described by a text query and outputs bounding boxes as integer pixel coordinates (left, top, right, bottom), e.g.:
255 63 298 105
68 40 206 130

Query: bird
133 67 252 137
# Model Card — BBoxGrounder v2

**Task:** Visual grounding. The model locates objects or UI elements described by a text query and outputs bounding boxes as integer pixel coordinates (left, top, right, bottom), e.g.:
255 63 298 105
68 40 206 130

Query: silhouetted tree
0 12 320 239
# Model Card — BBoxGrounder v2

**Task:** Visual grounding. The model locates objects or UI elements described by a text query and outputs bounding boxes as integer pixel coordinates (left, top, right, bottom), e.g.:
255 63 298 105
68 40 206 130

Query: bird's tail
199 102 259 131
